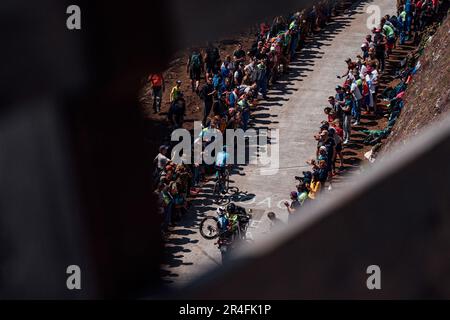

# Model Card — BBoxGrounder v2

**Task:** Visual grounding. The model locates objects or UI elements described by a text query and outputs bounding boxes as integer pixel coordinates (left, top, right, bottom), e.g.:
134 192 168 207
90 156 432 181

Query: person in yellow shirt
170 80 183 103
308 171 322 200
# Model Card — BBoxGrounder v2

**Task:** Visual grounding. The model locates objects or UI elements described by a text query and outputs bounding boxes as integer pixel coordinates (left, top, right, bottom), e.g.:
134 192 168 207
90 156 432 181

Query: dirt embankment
140 32 256 132
139 1 356 134
383 15 450 152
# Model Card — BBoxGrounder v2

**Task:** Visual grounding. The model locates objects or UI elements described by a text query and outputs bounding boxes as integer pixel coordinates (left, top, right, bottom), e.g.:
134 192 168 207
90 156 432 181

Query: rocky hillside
383 14 450 152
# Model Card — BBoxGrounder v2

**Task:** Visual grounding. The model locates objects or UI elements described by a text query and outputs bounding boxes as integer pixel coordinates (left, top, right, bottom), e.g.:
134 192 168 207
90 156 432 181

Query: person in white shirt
154 145 170 170
359 63 367 80
366 63 378 113
350 73 363 125
365 71 377 112
244 59 257 82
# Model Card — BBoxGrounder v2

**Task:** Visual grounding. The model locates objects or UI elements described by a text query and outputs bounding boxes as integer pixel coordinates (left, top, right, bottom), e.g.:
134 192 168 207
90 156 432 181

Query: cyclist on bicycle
215 145 231 190
223 203 249 236
199 203 251 242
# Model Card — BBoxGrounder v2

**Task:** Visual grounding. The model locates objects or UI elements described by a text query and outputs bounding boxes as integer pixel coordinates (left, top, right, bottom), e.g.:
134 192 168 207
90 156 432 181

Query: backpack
191 53 201 69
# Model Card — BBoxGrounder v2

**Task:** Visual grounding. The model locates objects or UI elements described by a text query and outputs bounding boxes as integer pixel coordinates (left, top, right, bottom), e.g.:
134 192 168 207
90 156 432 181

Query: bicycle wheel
199 216 220 239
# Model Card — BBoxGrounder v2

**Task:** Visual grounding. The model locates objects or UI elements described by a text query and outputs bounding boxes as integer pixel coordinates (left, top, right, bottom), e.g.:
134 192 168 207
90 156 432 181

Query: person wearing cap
350 72 363 125
334 86 345 116
315 122 329 142
318 145 328 162
360 42 369 60
372 27 386 72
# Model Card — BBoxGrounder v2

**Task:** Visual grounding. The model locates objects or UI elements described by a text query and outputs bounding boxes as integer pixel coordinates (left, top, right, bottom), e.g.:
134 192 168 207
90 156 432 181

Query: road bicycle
199 207 252 262
212 166 230 202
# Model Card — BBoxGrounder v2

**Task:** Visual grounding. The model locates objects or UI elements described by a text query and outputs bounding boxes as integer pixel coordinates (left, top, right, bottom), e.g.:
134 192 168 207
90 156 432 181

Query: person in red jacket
148 73 165 113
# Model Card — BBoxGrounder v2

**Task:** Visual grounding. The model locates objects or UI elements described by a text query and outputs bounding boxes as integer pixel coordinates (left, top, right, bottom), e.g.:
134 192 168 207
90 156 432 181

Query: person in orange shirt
148 73 165 113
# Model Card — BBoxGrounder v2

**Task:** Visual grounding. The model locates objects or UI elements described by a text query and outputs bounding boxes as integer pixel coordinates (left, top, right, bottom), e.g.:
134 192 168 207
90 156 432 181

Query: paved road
162 0 396 288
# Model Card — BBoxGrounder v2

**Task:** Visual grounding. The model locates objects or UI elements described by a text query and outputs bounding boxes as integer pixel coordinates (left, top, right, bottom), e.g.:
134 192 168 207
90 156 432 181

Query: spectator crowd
284 0 445 220
146 0 446 235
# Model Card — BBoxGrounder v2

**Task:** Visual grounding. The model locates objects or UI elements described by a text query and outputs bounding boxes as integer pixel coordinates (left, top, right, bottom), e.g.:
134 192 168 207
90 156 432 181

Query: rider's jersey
215 151 229 167
218 214 229 231
228 214 239 232
218 211 239 233
226 205 247 231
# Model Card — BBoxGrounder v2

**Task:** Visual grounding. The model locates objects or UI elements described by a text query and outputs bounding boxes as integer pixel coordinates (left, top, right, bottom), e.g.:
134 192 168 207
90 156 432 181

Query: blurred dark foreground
2 0 450 300
0 0 318 299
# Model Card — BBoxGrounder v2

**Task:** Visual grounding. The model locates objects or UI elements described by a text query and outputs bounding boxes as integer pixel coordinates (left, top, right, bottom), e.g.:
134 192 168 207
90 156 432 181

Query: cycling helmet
226 203 236 213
